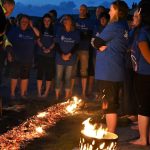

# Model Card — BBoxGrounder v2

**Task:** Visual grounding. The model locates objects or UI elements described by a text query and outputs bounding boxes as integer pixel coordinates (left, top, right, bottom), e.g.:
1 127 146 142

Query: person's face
100 17 108 27
3 3 15 17
43 17 51 28
132 10 141 27
63 17 72 28
20 17 29 31
96 7 104 17
109 4 118 22
49 13 55 20
79 6 87 17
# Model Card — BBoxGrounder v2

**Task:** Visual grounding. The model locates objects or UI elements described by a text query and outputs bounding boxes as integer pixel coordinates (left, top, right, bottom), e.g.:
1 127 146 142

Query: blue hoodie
95 20 129 81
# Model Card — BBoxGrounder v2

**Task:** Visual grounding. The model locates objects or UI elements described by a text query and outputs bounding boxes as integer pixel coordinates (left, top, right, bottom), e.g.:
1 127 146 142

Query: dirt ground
0 70 150 150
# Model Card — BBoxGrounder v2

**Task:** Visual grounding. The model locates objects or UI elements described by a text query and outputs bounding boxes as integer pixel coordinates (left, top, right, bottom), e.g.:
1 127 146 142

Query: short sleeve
99 23 117 42
138 28 148 43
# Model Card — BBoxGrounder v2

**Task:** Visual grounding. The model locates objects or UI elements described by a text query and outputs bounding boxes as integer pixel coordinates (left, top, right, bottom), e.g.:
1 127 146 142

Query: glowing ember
36 127 44 134
0 97 82 150
81 118 107 139
37 112 48 118
66 96 82 113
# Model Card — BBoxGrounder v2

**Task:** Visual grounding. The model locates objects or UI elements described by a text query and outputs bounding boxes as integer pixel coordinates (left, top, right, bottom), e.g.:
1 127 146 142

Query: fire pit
79 118 118 150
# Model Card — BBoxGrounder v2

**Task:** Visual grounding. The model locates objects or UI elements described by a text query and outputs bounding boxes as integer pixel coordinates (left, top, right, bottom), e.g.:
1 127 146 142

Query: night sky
12 0 141 16
14 0 140 7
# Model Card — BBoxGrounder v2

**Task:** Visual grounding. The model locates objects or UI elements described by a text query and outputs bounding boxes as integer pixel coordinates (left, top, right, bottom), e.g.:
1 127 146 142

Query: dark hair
49 9 57 18
99 12 110 21
80 4 88 9
97 5 106 12
112 0 129 20
2 0 15 5
80 4 90 18
40 13 54 35
19 14 30 24
18 14 30 28
62 14 75 31
138 0 150 26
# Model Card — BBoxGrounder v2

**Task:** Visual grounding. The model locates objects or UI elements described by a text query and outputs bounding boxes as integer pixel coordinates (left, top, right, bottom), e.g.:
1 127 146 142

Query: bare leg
88 76 94 95
81 78 87 98
42 81 51 98
70 79 75 97
37 80 42 97
65 89 70 100
131 115 149 146
20 79 28 97
55 89 60 100
106 113 118 133
50 79 55 93
10 79 18 97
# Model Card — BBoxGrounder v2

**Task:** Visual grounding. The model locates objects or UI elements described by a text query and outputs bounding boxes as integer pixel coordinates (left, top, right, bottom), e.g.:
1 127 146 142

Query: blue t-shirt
37 29 55 57
131 26 150 75
7 26 36 64
125 28 139 69
75 17 93 51
95 20 129 81
55 28 80 66
92 25 105 57
93 18 100 27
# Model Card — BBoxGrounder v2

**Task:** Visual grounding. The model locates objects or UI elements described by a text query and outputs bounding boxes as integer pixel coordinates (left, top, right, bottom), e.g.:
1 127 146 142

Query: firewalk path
0 69 150 150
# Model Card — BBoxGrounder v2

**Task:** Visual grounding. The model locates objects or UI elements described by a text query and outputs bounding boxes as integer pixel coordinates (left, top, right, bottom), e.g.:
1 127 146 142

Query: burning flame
66 96 82 113
37 112 48 118
81 118 107 139
36 127 44 134
80 118 118 150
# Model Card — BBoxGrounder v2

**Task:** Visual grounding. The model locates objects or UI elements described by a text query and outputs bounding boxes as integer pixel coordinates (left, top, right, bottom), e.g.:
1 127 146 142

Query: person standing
92 0 129 133
95 5 106 26
75 4 93 99
88 12 110 96
0 0 15 86
36 14 55 98
7 15 39 99
130 0 150 146
55 15 80 100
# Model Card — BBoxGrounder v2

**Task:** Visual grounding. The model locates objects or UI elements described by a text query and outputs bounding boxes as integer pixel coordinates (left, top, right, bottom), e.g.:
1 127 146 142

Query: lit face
3 3 15 17
109 4 118 22
20 17 29 31
132 10 141 27
43 17 51 28
63 16 72 28
100 17 108 27
79 6 87 17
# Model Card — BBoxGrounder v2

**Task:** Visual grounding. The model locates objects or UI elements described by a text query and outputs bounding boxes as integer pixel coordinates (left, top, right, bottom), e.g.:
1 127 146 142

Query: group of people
0 0 150 147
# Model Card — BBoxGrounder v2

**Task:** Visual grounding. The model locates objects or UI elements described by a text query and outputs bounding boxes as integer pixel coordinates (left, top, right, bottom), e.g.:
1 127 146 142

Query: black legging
37 55 55 81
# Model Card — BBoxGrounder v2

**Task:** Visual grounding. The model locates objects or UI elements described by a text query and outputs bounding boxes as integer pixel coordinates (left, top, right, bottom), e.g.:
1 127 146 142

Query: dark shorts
37 55 55 81
11 61 31 79
123 69 137 115
96 80 122 114
88 47 95 76
134 73 150 117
